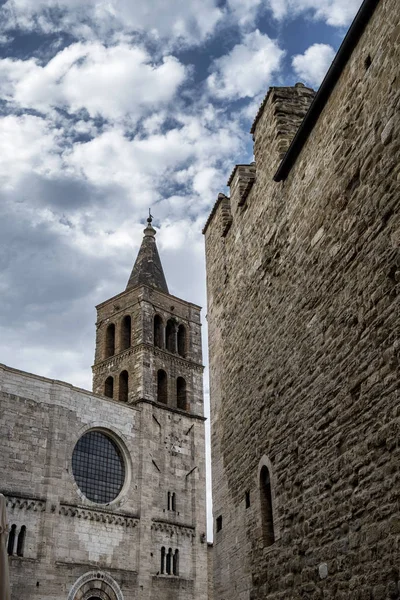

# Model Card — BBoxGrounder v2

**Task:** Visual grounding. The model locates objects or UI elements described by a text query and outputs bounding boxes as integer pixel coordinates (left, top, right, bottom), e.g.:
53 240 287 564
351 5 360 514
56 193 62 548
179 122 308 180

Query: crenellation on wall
227 163 256 213
251 84 315 184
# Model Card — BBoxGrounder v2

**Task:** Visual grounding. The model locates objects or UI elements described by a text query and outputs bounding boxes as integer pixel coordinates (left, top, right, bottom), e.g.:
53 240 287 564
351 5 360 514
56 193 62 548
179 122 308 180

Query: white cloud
207 30 284 100
0 0 222 47
0 42 187 121
268 0 362 27
0 115 62 187
226 0 263 26
292 43 335 87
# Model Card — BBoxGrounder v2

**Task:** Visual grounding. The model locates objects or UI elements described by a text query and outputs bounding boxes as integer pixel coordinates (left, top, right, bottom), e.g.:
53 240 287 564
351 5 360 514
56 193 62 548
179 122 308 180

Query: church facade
204 0 400 598
0 218 208 600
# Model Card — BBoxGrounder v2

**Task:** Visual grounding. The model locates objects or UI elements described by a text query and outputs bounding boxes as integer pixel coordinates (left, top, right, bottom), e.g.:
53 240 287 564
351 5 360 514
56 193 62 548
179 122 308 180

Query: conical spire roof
126 215 169 293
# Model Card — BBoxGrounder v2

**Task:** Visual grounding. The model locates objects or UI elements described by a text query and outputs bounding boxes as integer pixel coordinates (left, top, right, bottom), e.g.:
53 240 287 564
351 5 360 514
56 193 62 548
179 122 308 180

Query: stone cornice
92 343 204 374
135 398 206 421
151 519 195 538
59 503 139 528
2 492 46 512
153 347 204 371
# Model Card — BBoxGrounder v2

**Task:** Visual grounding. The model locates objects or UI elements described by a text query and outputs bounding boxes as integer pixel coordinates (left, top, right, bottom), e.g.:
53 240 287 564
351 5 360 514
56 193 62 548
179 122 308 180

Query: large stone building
0 217 208 600
204 0 400 598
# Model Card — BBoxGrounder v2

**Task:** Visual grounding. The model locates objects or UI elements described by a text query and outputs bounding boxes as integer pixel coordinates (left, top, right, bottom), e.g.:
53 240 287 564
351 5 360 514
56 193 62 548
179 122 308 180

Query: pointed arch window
157 370 168 404
177 377 187 410
154 315 164 349
121 315 131 350
166 319 176 353
104 376 113 398
105 323 116 358
119 371 129 402
17 525 26 557
177 324 187 357
7 524 16 556
260 465 275 546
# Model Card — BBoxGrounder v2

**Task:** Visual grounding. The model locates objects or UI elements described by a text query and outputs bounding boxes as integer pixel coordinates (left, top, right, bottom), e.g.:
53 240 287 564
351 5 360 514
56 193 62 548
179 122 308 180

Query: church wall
0 364 142 598
205 0 400 598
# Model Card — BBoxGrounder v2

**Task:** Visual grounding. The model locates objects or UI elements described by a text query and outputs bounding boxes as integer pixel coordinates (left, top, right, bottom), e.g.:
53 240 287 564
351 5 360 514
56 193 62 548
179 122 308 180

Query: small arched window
260 465 275 546
173 549 179 575
104 376 113 398
177 324 187 357
166 548 172 575
105 323 115 358
171 492 176 512
157 370 168 404
7 524 16 556
154 315 164 349
177 377 187 411
166 319 176 353
17 525 26 557
121 315 131 350
119 371 129 402
161 546 166 574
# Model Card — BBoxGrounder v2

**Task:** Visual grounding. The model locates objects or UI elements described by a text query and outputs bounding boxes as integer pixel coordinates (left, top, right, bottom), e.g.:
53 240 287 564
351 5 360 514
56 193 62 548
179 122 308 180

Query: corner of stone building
202 192 232 240
202 192 232 314
250 83 315 181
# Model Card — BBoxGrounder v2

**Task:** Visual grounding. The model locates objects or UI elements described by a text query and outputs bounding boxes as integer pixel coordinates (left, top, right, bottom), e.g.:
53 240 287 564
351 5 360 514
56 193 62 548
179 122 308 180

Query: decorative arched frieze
59 504 139 528
5 495 46 512
151 520 195 539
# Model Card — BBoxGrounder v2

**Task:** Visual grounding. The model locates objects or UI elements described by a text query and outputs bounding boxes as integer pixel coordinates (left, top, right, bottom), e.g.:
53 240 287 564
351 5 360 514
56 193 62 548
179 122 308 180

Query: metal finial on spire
147 209 153 225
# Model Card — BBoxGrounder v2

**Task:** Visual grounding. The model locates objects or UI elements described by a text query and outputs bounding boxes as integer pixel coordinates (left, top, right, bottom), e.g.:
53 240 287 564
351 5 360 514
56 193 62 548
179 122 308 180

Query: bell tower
92 215 203 415
91 216 208 600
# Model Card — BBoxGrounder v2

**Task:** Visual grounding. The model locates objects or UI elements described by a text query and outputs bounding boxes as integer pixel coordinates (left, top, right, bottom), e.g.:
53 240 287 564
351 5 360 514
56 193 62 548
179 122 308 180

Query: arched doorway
68 571 124 600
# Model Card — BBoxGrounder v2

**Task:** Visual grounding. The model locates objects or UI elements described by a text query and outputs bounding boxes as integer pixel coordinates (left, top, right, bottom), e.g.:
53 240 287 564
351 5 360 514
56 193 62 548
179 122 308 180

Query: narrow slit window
121 315 131 350
154 315 164 349
260 466 275 546
105 323 116 358
157 370 168 404
161 546 165 574
104 376 113 398
166 548 172 575
177 377 187 410
17 525 26 557
7 524 16 556
166 319 176 353
216 515 222 532
171 492 176 512
167 491 171 510
245 490 250 509
177 324 187 357
119 370 129 402
173 549 179 575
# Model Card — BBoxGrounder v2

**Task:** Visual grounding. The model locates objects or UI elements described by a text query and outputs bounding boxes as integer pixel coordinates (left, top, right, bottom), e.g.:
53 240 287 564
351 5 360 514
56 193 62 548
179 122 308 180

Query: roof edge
273 0 380 182
202 193 230 236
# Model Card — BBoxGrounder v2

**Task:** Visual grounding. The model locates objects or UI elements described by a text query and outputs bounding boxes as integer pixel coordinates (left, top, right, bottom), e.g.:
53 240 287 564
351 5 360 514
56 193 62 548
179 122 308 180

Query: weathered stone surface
204 0 400 598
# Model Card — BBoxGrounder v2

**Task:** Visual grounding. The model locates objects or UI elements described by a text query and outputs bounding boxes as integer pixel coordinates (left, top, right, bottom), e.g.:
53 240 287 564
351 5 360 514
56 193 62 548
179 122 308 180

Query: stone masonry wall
0 362 208 600
204 0 400 598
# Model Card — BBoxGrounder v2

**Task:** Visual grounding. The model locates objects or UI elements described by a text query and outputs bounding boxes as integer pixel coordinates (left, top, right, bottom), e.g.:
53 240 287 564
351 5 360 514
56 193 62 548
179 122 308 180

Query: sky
0 0 363 540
